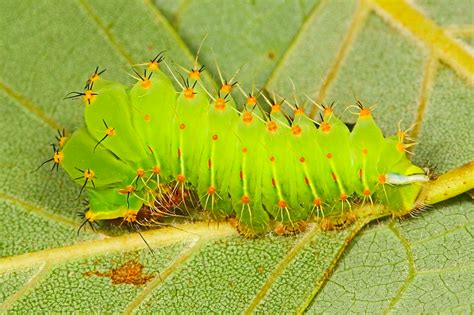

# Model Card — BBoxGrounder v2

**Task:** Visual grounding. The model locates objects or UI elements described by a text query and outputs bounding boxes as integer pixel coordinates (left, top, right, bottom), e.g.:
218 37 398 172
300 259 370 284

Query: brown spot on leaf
84 261 154 285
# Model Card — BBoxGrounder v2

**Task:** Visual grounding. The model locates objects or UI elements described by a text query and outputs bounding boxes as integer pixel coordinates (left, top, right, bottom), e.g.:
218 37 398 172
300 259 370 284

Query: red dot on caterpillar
241 195 250 204
179 123 186 130
152 166 161 174
363 188 371 196
215 97 226 111
144 114 151 122
242 147 248 153
212 134 218 141
299 156 305 163
269 156 275 162
326 153 333 159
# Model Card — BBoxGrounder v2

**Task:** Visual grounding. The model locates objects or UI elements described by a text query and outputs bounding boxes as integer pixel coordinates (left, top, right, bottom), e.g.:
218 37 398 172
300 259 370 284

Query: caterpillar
40 53 430 236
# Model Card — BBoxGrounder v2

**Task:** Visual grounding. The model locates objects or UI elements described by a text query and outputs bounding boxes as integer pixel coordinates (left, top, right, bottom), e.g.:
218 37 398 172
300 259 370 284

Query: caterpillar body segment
53 58 427 234
196 95 239 218
61 127 136 188
129 70 177 181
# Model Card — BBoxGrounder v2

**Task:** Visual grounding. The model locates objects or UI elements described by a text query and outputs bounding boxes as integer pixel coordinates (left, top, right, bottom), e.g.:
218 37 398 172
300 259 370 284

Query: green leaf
0 0 472 313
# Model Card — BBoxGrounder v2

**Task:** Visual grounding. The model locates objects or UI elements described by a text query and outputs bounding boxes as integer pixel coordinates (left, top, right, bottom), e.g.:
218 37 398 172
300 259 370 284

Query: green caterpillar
42 54 429 235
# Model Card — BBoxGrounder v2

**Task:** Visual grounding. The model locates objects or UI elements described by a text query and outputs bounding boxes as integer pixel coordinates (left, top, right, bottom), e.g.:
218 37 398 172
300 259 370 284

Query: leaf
0 0 472 313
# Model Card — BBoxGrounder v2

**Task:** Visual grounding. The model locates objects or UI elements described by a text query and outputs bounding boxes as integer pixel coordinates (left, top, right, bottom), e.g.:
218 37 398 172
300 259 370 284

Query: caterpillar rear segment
52 56 428 235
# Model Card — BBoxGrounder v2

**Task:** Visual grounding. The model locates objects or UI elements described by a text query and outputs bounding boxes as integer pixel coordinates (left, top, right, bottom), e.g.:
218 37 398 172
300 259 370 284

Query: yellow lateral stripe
367 0 474 83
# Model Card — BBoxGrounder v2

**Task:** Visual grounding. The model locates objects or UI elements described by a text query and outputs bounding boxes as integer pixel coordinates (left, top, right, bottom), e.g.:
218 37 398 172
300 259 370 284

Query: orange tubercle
323 107 333 116
53 151 64 164
363 188 371 196
189 70 201 80
212 134 218 141
106 127 116 137
339 193 347 201
84 169 95 179
378 174 386 184
294 108 304 115
183 87 195 100
83 90 96 104
144 114 151 122
242 112 253 124
140 79 152 89
136 168 145 177
320 121 331 133
119 185 135 194
291 125 302 136
277 200 287 208
299 156 305 163
271 104 280 113
215 98 226 110
152 166 161 174
207 186 216 195
241 195 250 204
148 61 160 71
246 95 257 106
396 142 405 152
179 123 186 130
176 174 186 183
267 121 278 133
123 210 137 223
359 107 371 118
221 83 233 93
313 198 322 207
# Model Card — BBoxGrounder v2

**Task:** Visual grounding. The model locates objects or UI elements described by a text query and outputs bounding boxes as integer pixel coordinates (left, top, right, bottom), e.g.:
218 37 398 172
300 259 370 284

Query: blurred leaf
0 0 472 313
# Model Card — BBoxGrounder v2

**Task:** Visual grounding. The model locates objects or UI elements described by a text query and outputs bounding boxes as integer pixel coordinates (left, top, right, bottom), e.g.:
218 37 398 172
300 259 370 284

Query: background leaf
0 0 472 313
